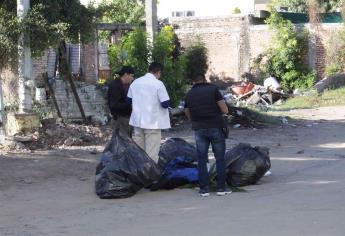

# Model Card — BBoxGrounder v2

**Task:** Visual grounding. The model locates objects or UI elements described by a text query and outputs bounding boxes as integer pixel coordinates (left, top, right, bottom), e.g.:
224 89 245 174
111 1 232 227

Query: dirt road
1 106 345 236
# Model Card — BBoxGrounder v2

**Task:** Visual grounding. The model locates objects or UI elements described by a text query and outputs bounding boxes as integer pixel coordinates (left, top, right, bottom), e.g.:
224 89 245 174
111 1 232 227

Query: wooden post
43 73 63 120
58 42 87 123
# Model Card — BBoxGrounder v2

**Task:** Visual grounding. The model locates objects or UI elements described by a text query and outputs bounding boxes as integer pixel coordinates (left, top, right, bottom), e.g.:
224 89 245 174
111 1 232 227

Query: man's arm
217 100 229 114
184 108 192 121
215 88 229 114
158 83 170 109
108 82 131 114
161 100 170 108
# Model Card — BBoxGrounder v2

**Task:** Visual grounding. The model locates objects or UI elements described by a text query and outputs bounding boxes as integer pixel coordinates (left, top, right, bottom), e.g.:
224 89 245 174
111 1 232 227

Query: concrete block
5 112 40 136
315 73 345 93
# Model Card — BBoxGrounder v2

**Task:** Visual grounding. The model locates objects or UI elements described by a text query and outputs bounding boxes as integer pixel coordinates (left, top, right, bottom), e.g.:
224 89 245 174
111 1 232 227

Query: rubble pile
223 81 286 108
227 106 268 128
0 122 113 152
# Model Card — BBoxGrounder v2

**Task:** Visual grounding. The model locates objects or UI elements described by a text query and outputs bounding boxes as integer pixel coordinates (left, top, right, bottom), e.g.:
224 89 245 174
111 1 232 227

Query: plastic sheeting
210 143 271 187
95 131 160 199
150 156 198 191
158 138 198 169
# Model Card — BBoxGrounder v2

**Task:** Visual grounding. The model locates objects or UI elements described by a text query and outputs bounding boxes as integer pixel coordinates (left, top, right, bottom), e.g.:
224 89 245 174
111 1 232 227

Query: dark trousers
113 116 132 138
195 128 226 191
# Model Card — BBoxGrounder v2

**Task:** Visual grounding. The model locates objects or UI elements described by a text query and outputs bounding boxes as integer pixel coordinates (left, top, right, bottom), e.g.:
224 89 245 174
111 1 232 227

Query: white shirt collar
145 73 157 80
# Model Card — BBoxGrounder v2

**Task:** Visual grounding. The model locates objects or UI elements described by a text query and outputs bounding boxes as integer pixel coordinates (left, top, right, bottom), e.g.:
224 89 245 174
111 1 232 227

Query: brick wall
310 24 342 80
30 42 98 85
172 16 245 81
172 16 342 82
81 42 98 83
248 25 273 62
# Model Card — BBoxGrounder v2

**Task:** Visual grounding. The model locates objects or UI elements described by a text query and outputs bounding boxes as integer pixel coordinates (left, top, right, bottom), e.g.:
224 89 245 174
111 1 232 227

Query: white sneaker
216 190 232 196
199 190 210 197
207 163 210 172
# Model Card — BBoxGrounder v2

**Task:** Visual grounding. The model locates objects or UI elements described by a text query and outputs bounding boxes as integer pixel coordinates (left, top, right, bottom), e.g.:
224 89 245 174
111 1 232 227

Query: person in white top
127 62 171 162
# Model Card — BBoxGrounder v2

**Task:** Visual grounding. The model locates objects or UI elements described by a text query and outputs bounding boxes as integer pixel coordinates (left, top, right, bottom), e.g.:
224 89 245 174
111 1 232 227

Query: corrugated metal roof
280 12 343 23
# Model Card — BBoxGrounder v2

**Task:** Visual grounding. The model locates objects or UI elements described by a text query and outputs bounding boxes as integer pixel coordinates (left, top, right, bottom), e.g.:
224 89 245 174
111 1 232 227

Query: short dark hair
192 73 206 82
149 62 163 74
117 66 134 76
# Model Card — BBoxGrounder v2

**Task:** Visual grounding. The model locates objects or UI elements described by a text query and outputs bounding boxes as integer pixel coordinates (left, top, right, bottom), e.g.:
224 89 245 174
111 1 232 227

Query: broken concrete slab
315 73 345 93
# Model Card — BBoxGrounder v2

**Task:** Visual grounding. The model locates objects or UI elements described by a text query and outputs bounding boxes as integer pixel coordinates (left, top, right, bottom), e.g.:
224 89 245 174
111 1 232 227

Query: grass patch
274 87 345 110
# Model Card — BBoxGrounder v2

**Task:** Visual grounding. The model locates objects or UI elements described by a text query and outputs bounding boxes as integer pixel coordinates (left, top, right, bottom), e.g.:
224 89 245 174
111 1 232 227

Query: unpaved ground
1 106 345 236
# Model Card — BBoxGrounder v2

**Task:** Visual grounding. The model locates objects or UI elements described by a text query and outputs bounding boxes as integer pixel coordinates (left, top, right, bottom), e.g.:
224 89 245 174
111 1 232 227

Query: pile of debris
0 121 113 152
223 77 287 108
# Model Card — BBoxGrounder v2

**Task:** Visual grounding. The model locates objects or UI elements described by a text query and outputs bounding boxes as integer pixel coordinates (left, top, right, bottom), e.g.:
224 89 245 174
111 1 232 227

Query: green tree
0 0 95 70
97 0 145 25
108 25 187 107
108 27 149 78
122 28 150 77
184 41 208 81
260 5 314 91
152 25 186 107
233 7 241 14
0 3 21 69
277 0 309 12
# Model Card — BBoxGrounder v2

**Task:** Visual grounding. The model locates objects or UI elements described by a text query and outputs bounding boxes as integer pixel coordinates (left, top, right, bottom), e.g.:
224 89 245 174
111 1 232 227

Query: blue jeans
194 128 226 191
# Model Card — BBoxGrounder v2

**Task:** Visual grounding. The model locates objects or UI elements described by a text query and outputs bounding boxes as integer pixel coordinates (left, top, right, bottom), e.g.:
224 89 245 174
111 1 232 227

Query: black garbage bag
150 156 198 191
158 138 198 169
210 143 271 187
95 131 160 199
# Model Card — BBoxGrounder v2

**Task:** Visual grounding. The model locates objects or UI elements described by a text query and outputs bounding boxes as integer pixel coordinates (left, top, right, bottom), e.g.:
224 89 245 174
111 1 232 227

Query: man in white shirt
127 62 171 163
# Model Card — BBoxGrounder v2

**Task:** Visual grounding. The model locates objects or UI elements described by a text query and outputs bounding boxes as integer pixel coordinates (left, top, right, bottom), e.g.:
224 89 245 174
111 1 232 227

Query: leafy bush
108 28 149 78
325 26 345 76
233 7 241 14
281 70 315 90
184 41 208 81
152 25 186 107
0 6 21 69
122 28 149 77
257 6 315 92
108 44 126 77
107 26 186 107
107 28 149 81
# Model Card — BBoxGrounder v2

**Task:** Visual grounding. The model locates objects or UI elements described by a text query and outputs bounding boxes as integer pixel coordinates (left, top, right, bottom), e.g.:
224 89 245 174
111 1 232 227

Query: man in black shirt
107 66 134 137
184 74 230 197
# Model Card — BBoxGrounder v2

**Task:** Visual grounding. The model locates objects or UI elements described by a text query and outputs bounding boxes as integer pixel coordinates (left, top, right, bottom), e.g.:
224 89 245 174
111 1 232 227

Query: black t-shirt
185 83 225 130
107 79 132 119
